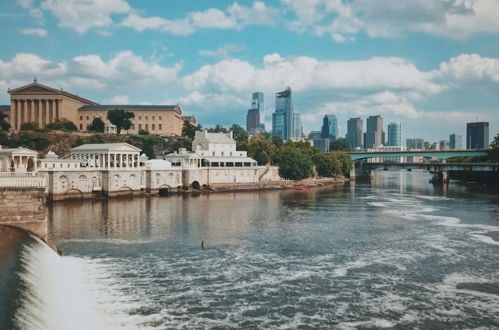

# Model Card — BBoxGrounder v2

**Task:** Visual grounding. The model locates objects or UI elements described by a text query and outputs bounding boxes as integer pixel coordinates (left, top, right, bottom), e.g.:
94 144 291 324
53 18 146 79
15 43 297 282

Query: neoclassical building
0 80 195 136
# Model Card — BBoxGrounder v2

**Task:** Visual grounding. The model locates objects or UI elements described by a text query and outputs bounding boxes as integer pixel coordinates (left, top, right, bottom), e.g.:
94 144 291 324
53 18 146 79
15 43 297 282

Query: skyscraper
466 122 489 149
387 122 401 146
251 92 265 131
272 87 301 141
321 115 338 141
365 115 383 149
449 133 462 150
406 138 424 150
246 108 260 135
346 117 363 149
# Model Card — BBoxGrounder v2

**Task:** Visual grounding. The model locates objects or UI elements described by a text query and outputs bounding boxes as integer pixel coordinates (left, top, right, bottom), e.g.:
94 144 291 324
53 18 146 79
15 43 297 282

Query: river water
1 170 499 329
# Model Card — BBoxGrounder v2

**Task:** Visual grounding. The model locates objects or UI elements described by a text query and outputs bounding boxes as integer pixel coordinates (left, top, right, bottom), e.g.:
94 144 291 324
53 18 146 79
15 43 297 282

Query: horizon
0 0 498 144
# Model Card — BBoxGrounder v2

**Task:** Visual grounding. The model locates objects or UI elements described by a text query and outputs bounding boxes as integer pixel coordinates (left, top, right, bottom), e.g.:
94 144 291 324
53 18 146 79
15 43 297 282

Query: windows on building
159 116 162 120
86 116 89 120
145 116 148 121
152 116 155 121
79 116 83 120
145 124 148 130
79 124 83 130
159 124 162 130
152 124 155 130
139 116 142 120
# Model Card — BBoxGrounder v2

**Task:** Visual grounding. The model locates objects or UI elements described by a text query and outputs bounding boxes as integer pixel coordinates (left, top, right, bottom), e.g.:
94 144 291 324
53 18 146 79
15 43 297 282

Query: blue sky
0 0 498 144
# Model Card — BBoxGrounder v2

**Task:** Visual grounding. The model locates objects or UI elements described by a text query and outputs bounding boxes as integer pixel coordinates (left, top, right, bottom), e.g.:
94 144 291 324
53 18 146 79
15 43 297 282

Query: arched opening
27 157 35 172
158 185 171 196
65 189 84 199
191 181 201 190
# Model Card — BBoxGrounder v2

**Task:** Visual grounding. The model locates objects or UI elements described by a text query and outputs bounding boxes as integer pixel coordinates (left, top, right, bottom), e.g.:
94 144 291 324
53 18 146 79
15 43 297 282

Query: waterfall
13 236 103 330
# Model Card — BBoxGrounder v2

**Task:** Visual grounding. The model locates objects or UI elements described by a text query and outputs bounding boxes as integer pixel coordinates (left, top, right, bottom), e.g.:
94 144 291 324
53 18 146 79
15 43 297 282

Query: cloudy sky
0 0 498 143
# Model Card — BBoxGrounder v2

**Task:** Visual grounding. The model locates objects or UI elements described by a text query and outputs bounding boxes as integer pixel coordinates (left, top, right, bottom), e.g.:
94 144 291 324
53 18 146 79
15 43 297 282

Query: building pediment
9 82 97 105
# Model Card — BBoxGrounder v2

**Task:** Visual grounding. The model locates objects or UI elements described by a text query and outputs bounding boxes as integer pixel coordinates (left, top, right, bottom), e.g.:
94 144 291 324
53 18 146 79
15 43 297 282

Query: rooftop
79 105 180 112
71 143 141 152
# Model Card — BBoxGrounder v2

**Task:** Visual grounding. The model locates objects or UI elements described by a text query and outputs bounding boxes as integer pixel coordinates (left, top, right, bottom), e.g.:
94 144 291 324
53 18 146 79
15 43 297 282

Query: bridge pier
430 171 449 184
349 163 374 180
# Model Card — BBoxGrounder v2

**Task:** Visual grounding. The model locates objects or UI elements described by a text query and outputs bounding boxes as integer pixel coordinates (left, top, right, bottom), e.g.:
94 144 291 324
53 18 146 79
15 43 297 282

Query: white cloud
198 44 245 59
106 95 129 104
20 28 48 37
17 0 43 18
438 53 499 82
281 0 499 41
40 0 130 33
122 1 277 35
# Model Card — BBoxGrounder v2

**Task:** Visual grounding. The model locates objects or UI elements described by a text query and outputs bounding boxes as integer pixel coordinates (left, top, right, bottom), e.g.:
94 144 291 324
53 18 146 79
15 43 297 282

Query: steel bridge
348 149 488 161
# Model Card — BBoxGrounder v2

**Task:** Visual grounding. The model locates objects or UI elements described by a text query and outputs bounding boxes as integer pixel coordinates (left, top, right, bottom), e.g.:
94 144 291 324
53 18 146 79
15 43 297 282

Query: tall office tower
272 87 296 140
251 92 265 131
406 138 424 150
365 115 383 149
321 115 338 141
246 108 260 135
449 133 463 149
387 122 401 146
439 140 449 151
466 122 489 149
292 113 303 140
346 117 363 149
309 131 322 140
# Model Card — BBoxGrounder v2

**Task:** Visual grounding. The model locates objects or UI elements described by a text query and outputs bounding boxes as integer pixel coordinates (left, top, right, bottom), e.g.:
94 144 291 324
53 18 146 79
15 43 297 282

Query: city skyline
0 0 498 142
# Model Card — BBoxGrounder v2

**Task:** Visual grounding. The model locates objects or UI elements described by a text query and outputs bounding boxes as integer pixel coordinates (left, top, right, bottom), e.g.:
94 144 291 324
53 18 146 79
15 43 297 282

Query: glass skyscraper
251 92 264 131
321 115 338 141
449 133 463 149
272 87 302 141
466 122 489 149
387 122 401 146
346 117 363 149
365 115 383 149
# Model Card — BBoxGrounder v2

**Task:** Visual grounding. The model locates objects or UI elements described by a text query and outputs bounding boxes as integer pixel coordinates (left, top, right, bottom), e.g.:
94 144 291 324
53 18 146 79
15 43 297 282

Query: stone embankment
0 187 48 242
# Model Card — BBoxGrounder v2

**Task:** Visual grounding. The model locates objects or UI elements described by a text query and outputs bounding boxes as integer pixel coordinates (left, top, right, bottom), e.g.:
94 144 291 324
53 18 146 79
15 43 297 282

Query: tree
247 135 278 165
182 120 196 139
46 118 77 131
488 133 499 162
0 112 10 131
138 129 149 135
312 153 332 177
330 139 352 151
87 117 105 132
208 124 227 133
20 122 38 131
230 124 249 143
107 109 135 134
271 135 283 148
329 151 353 176
274 147 313 180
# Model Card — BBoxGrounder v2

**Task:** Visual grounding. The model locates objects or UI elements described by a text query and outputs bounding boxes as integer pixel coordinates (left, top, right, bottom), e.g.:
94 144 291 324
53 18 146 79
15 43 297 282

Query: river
1 170 499 329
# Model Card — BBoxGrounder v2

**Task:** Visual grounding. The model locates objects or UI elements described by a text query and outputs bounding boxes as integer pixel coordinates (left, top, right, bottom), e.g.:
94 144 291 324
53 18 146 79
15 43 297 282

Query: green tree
138 129 149 135
20 122 38 131
312 153 332 177
330 139 352 151
182 120 196 139
87 117 105 132
46 118 77 131
329 151 353 176
271 135 283 148
247 135 278 165
0 112 10 131
274 147 313 180
230 124 249 143
488 133 499 162
208 124 227 133
107 109 135 134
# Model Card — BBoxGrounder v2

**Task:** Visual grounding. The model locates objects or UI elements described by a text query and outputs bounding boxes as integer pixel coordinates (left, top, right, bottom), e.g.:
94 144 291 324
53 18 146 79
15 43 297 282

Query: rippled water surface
4 170 499 329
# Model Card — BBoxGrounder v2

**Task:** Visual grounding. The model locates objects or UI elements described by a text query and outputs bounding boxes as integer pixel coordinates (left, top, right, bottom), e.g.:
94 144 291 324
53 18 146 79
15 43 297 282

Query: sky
0 0 498 144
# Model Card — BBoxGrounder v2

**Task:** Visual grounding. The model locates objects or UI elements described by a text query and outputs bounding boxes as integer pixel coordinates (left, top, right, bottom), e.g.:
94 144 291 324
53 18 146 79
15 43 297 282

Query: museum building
0 80 194 136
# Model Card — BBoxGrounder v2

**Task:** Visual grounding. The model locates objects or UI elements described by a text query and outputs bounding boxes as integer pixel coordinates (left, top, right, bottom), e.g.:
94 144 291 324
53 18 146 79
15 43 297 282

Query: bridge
348 149 488 161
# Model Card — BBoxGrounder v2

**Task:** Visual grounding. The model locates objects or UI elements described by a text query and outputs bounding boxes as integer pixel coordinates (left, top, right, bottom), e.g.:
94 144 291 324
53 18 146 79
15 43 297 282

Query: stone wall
0 187 47 241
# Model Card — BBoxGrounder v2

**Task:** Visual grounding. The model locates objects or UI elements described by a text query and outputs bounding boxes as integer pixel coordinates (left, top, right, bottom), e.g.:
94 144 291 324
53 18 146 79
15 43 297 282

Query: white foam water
14 237 102 330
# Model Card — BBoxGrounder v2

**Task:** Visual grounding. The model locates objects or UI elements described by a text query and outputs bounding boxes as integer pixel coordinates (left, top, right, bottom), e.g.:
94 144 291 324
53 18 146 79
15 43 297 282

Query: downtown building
364 115 384 149
321 115 338 141
246 92 265 135
346 117 363 150
0 81 194 136
466 122 489 149
271 87 302 141
406 138 425 150
387 122 401 146
449 133 463 150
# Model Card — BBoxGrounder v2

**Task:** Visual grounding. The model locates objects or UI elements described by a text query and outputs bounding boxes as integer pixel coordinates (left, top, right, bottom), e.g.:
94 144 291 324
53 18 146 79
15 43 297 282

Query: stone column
55 99 59 120
20 100 25 128
37 100 42 128
12 100 17 130
44 100 49 126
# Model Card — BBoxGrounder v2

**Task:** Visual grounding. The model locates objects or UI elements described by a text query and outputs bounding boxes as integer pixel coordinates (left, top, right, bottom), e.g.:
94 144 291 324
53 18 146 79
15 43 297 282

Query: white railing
0 171 38 177
0 172 46 188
